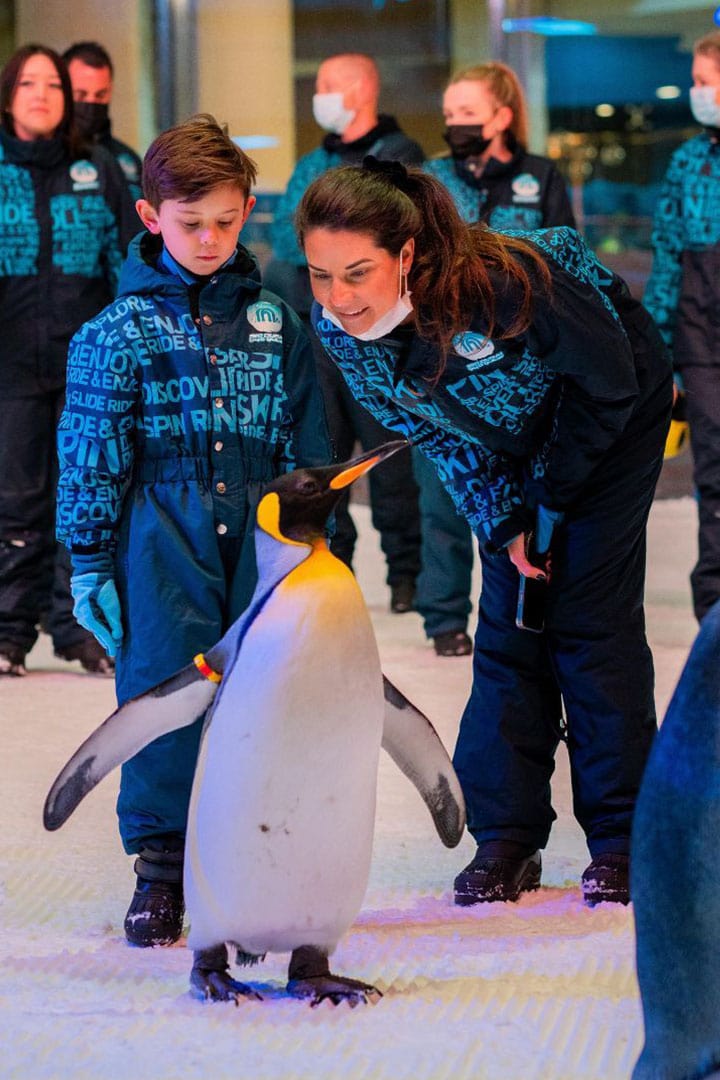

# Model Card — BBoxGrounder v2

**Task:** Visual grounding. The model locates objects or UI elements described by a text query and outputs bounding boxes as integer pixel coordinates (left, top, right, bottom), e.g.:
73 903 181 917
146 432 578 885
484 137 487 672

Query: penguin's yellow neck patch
256 492 307 547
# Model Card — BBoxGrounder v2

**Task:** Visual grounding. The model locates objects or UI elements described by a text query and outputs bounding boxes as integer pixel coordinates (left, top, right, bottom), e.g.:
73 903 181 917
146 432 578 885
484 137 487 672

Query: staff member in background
417 61 576 657
63 40 143 202
644 30 720 624
267 52 424 615
0 44 137 677
296 159 671 907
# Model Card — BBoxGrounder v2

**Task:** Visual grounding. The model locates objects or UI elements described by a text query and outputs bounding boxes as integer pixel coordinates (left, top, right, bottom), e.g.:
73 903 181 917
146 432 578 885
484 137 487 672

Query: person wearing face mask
644 31 720 624
63 40 143 203
296 158 672 907
0 44 139 678
415 62 575 658
267 53 424 615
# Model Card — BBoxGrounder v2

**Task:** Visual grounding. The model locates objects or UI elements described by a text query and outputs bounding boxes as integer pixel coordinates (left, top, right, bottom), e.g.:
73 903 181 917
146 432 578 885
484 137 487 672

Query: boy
56 114 331 947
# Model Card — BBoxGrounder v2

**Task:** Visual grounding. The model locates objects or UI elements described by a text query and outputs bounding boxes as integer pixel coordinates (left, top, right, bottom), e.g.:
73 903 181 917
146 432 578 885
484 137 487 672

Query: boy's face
136 182 256 276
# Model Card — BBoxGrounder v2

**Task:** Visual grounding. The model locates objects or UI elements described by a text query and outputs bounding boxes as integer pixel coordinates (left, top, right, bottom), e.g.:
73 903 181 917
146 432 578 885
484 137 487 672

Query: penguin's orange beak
329 440 408 491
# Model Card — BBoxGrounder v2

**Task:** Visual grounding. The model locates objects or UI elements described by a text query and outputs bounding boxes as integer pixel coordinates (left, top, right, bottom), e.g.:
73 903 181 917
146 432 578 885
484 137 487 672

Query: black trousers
0 388 91 654
453 370 672 858
682 365 720 622
314 343 421 587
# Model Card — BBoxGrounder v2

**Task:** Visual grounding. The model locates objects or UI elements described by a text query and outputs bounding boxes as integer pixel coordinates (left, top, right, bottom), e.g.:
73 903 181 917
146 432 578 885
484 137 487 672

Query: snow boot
390 577 416 614
454 841 542 905
433 630 473 657
55 638 114 676
0 642 27 677
582 853 630 906
124 838 185 946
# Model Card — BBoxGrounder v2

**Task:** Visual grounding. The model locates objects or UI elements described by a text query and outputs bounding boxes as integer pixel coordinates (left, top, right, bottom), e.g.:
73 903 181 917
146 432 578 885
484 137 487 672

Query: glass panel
293 0 451 159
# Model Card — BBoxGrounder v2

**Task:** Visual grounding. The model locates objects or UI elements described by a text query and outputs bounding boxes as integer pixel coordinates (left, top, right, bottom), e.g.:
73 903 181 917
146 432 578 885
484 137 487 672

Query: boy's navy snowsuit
313 226 672 857
643 128 720 620
57 232 331 852
415 144 575 640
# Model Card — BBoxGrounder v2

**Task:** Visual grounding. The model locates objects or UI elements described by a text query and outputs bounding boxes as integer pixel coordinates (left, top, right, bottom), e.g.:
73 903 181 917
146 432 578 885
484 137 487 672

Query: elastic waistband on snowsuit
136 457 210 484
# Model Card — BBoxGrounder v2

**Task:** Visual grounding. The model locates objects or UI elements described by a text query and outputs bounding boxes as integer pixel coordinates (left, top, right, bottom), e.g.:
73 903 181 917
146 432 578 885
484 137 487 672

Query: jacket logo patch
69 160 100 190
452 332 497 367
511 172 541 202
247 301 282 333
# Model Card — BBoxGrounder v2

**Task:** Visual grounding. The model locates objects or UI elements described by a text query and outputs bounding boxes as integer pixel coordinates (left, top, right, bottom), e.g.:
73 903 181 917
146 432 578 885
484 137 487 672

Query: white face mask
312 92 355 135
690 85 720 127
322 257 413 341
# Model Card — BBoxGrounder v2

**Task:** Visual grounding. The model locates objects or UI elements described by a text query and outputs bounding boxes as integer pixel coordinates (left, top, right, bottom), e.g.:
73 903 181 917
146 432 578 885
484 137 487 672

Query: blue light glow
231 136 280 150
503 16 597 35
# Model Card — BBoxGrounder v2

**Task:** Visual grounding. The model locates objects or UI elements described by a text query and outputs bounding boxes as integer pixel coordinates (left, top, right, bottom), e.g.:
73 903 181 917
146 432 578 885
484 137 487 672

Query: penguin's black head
258 440 409 545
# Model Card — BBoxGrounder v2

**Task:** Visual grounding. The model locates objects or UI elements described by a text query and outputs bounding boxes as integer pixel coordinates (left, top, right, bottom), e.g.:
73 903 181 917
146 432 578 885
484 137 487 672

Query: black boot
581 853 630 906
454 841 542 905
55 637 114 676
390 577 416 614
124 837 185 947
0 642 27 677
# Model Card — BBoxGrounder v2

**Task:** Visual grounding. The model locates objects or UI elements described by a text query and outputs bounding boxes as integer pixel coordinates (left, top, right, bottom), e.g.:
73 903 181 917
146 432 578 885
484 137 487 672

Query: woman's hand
507 533 548 580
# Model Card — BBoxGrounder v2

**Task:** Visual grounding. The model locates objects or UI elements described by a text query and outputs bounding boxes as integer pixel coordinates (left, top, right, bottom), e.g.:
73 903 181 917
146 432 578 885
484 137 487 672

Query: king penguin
632 599 720 1079
45 441 466 1007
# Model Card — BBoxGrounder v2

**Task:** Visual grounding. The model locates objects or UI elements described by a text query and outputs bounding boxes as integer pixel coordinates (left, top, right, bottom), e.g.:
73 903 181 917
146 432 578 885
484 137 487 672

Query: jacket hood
0 127 67 169
117 230 262 298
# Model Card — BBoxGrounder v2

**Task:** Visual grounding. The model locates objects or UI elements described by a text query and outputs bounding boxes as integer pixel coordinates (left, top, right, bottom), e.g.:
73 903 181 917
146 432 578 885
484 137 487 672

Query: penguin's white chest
185 551 384 955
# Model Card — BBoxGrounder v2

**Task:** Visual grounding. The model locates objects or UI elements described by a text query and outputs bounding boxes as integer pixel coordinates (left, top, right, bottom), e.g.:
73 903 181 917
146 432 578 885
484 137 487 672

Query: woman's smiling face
303 227 414 337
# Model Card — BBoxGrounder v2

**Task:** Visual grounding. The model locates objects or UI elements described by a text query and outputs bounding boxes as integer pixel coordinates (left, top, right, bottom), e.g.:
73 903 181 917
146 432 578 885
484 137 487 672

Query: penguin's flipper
44 662 218 831
381 676 466 847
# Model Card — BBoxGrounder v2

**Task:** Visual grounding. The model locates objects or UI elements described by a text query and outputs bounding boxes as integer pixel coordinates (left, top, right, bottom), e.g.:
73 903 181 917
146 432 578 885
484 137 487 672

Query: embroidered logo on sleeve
247 301 283 333
511 172 541 203
69 160 100 191
452 332 500 369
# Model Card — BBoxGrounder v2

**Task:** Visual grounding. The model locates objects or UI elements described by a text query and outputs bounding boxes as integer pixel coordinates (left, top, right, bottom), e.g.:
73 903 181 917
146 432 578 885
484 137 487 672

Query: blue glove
70 552 123 657
535 505 564 556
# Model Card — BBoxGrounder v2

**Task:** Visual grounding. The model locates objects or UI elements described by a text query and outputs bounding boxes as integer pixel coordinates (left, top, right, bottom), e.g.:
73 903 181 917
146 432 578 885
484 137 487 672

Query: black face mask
73 101 110 140
443 124 492 160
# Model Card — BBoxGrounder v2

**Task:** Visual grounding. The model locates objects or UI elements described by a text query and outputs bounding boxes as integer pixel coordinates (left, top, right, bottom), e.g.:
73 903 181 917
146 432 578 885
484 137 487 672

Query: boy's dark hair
142 113 257 207
62 41 114 76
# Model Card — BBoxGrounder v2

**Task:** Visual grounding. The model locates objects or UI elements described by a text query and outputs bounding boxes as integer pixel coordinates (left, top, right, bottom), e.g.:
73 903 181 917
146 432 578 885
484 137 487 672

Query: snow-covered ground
0 497 699 1080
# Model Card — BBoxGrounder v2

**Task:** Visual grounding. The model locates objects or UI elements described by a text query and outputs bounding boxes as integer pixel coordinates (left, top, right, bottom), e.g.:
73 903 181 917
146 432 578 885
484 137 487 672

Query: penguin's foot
190 945 263 1005
287 946 381 1007
288 973 382 1008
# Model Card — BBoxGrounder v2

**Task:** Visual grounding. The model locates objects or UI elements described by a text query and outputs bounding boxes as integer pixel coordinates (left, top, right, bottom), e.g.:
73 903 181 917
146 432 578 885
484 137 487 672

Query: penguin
45 441 466 1007
632 599 720 1079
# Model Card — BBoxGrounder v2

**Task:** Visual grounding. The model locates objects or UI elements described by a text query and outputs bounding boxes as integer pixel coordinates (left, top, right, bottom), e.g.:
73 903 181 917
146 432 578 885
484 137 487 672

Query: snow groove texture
0 502 700 1079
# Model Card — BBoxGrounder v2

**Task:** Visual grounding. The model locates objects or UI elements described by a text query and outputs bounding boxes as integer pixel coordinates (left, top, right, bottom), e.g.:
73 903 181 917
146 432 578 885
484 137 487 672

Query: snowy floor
0 497 699 1080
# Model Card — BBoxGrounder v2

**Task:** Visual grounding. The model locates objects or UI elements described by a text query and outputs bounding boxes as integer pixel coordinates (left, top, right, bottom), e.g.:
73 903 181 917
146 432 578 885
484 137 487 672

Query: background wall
196 0 295 191
15 0 153 153
8 0 720 202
